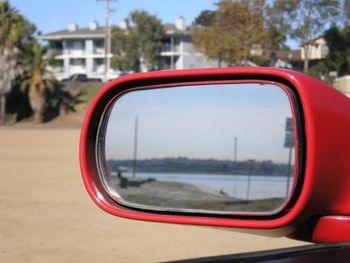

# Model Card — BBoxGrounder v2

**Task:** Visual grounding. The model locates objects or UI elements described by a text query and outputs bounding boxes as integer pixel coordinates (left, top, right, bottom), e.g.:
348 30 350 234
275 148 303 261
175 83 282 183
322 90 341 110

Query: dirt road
0 128 308 262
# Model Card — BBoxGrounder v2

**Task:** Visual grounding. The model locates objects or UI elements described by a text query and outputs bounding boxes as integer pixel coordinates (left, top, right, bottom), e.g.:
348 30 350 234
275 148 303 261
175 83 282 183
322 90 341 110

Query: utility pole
170 36 174 69
98 0 115 82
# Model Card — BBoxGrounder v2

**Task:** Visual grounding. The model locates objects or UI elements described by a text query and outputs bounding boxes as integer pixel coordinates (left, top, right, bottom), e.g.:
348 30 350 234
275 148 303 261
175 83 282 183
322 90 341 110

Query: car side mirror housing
79 68 350 243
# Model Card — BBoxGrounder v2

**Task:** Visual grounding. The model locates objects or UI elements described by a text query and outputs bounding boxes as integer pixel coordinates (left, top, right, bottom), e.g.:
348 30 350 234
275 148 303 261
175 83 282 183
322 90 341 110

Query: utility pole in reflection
232 136 238 197
132 117 138 178
246 161 253 201
234 136 238 162
284 117 294 197
286 146 293 196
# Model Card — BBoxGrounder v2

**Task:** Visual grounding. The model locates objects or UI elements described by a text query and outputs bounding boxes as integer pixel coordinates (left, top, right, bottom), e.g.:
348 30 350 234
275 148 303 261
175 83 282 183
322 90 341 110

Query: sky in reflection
105 83 294 163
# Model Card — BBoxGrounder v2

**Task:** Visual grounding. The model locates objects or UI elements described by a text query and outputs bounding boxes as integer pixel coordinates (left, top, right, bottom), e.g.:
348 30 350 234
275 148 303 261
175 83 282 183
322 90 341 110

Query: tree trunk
0 93 5 125
31 100 45 123
304 57 310 73
29 84 46 124
34 109 44 123
303 46 310 73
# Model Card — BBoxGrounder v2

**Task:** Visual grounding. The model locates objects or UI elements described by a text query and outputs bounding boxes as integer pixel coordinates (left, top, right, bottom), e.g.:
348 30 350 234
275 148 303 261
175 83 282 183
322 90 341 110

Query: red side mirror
79 68 350 243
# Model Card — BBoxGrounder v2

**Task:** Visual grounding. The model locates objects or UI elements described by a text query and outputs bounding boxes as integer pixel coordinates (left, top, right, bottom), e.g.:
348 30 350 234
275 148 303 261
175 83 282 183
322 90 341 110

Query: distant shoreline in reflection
107 157 294 176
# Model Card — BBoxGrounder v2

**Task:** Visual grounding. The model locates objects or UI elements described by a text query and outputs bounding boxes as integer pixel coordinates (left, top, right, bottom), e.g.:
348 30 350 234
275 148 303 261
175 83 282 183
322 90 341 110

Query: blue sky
10 0 216 34
9 0 298 48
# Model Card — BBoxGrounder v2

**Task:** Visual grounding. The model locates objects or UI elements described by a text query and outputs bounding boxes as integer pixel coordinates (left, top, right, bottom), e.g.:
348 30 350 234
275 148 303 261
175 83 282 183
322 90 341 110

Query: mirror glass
101 83 298 214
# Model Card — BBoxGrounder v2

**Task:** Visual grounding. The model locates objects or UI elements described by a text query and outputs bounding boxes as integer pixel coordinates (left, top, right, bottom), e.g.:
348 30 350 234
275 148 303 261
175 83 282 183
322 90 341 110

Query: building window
48 41 63 55
66 40 85 54
69 58 86 74
70 58 86 66
94 40 104 54
93 58 104 72
51 59 64 72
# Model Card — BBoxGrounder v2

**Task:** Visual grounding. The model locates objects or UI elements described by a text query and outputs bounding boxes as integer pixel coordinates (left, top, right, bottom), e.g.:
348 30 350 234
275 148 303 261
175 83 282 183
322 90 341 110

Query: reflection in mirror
101 83 297 214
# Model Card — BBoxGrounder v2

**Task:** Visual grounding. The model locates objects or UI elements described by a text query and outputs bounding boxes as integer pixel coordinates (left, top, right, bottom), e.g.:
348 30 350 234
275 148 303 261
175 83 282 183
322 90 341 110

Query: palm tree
21 43 57 123
0 1 34 124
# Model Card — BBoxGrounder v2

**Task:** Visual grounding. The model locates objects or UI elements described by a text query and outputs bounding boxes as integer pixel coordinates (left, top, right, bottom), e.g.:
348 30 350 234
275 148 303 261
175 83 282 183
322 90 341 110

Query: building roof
38 21 188 41
301 35 325 46
163 23 188 35
38 16 188 41
38 26 105 40
263 49 302 61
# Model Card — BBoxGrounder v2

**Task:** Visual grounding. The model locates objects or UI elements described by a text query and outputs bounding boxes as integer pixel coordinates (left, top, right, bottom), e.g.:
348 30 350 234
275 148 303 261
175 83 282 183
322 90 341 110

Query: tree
267 24 289 51
323 24 350 76
21 42 58 123
191 0 269 67
111 26 139 71
111 10 165 72
343 0 350 24
193 10 216 27
270 0 340 73
0 1 35 124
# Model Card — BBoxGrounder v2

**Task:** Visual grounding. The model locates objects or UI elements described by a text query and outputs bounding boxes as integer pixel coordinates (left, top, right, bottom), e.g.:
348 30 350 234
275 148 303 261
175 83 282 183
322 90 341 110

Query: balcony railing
94 47 105 54
50 66 64 73
70 65 86 74
49 48 108 56
92 66 105 73
66 49 86 55
48 48 63 56
160 44 180 53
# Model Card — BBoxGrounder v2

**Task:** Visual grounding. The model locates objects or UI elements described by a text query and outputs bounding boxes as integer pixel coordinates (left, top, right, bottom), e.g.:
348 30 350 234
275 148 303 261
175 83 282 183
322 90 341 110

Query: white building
38 21 119 81
38 18 221 81
158 17 221 71
334 75 350 98
301 37 329 60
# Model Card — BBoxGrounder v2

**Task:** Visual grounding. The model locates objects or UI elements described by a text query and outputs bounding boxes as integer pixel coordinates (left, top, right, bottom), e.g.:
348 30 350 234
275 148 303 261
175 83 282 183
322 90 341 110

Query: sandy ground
0 128 309 262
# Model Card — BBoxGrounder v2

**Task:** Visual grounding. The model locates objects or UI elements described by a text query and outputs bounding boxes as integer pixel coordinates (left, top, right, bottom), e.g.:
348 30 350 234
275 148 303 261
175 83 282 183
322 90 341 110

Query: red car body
80 67 350 244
